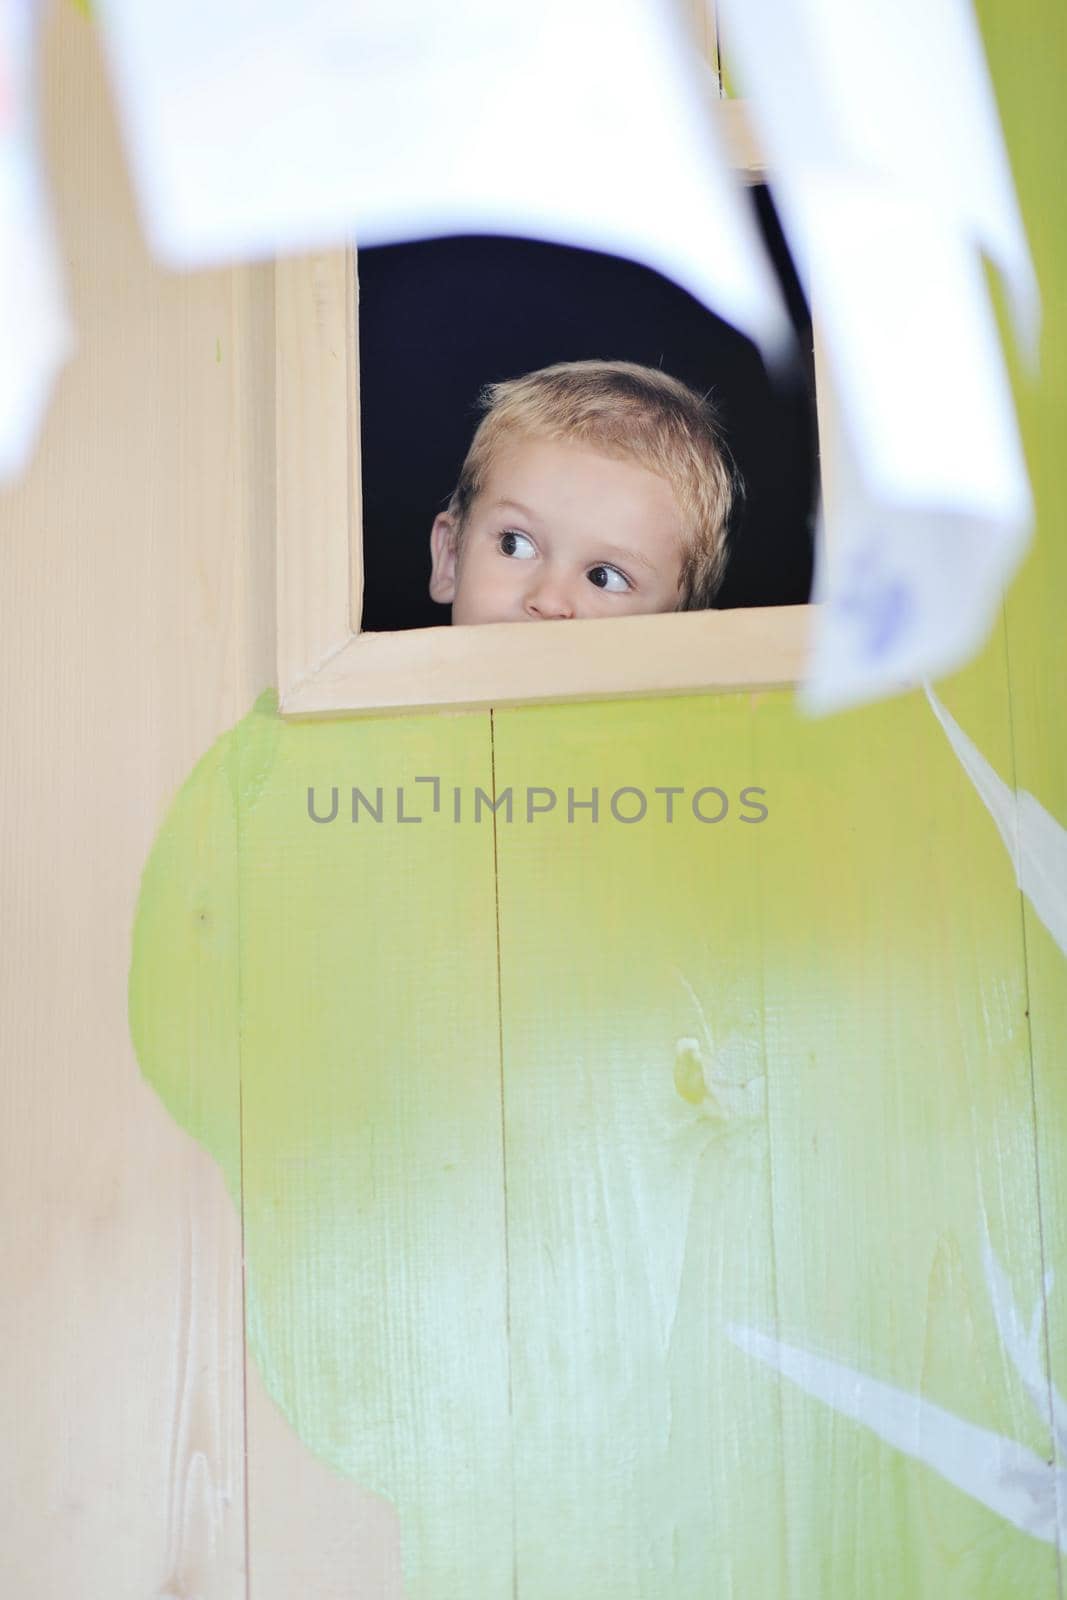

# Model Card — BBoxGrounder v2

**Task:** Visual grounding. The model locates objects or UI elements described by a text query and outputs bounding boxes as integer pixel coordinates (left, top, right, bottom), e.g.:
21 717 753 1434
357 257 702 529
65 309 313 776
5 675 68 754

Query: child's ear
428 513 459 604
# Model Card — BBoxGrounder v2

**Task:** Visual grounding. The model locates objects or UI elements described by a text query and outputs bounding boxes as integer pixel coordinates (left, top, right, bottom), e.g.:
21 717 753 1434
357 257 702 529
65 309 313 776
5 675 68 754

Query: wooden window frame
275 102 826 720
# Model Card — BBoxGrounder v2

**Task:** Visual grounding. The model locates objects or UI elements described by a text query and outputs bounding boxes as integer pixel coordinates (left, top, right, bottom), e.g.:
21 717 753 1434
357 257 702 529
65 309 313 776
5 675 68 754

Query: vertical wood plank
978 1 1067 1587
493 694 785 1598
0 6 277 1594
275 246 360 704
236 708 512 1599
753 658 1057 1598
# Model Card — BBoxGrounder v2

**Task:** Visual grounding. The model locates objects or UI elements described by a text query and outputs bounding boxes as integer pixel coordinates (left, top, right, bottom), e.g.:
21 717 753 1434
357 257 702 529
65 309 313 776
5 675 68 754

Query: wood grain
280 606 818 720
275 246 359 703
754 657 1057 1597
0 7 273 1594
492 692 785 1597
235 708 509 1599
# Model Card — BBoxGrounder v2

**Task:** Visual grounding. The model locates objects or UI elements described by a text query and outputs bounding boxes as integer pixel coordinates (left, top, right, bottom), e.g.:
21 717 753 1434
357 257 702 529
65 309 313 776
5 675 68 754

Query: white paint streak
728 1234 1067 1547
726 1320 1064 1545
926 685 1067 961
981 1224 1064 1444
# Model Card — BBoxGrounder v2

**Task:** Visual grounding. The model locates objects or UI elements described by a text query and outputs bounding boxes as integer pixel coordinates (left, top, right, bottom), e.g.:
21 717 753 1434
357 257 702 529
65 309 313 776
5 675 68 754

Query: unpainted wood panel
0 7 274 1595
275 248 357 701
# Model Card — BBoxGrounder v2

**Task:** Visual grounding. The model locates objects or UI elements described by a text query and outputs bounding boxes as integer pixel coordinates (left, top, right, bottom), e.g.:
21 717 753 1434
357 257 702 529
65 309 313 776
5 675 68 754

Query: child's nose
524 572 577 620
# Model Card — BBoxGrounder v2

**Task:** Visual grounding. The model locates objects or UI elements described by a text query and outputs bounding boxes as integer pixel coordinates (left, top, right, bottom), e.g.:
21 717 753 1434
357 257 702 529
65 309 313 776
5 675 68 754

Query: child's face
428 436 686 625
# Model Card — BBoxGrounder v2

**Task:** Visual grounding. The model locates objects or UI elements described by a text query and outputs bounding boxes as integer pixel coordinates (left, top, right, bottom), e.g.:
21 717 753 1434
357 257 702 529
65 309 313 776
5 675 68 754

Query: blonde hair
446 359 740 609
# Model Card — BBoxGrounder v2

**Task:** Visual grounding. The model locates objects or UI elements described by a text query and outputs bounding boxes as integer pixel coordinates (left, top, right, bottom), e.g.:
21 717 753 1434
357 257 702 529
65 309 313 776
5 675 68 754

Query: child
428 359 739 625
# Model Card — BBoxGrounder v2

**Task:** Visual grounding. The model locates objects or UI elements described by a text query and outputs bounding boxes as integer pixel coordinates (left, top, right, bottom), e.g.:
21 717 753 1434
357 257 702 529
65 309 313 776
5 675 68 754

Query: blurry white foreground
718 0 1038 712
0 0 73 484
93 0 788 358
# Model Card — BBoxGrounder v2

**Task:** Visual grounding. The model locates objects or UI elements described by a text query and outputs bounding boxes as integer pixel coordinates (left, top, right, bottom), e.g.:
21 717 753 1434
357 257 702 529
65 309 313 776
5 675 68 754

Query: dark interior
356 186 818 633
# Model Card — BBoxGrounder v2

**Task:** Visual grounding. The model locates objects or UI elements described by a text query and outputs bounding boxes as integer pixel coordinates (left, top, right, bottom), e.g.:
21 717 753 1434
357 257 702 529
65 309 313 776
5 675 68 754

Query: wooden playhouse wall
1 4 1063 1596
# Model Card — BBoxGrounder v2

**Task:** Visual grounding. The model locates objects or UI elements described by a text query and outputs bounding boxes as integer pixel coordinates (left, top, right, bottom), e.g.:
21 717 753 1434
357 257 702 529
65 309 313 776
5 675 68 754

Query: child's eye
498 529 536 559
587 564 632 593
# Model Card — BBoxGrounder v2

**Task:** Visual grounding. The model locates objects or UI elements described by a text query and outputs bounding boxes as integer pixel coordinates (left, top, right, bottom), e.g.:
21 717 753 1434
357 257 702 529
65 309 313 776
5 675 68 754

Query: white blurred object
716 0 1039 713
0 0 73 483
93 0 789 357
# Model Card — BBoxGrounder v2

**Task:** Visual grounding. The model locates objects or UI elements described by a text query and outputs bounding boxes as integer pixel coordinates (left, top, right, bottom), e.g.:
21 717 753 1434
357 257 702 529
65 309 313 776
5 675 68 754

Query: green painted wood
133 657 1061 1596
128 689 281 1203
132 697 514 1597
493 669 1056 1597
977 0 1067 1578
754 658 1056 1598
235 704 513 1598
492 692 783 1598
